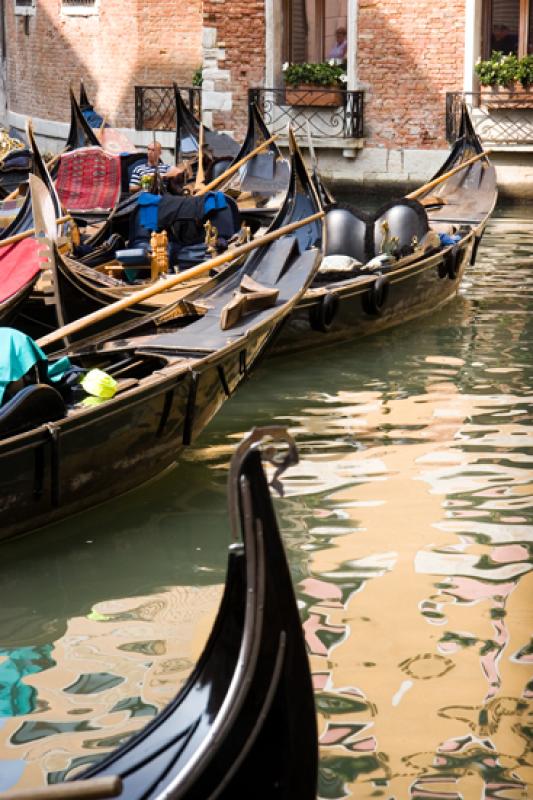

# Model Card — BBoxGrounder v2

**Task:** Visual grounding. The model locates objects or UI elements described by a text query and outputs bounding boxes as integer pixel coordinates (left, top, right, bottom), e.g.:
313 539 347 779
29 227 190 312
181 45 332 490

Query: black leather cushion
0 384 66 438
325 203 370 264
372 198 429 258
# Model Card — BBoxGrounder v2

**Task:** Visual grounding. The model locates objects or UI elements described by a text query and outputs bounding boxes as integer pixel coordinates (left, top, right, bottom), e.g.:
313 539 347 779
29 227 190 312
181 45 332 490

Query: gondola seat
373 198 429 258
325 205 370 264
0 384 66 438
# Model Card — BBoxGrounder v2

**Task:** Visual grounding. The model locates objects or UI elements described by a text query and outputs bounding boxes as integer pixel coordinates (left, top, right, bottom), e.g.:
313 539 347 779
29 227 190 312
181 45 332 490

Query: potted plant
475 51 533 108
283 61 347 107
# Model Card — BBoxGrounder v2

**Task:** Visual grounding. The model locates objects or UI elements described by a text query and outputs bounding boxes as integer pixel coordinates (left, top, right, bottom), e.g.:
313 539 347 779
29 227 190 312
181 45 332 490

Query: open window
282 0 347 65
482 0 532 57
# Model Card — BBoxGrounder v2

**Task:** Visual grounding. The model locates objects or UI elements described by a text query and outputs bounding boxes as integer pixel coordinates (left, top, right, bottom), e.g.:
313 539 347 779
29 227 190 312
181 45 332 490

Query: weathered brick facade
357 0 465 149
5 0 203 128
202 0 265 136
0 0 480 185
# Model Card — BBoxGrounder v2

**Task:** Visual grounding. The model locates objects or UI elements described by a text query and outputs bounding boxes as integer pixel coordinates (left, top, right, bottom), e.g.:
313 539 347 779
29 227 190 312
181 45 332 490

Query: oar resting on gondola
0 427 318 800
0 128 324 540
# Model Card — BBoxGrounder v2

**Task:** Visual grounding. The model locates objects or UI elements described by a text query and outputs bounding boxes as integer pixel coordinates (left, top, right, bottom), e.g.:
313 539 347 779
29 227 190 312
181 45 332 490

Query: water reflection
0 209 531 795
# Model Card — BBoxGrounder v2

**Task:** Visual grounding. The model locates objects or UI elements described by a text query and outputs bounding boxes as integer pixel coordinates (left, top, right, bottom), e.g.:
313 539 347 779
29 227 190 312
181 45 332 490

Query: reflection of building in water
0 585 221 791
285 377 531 798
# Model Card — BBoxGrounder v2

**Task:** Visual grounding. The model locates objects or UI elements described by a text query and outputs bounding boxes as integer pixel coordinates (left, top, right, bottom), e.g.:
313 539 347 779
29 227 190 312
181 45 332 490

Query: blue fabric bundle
439 232 461 246
138 192 162 231
203 191 228 215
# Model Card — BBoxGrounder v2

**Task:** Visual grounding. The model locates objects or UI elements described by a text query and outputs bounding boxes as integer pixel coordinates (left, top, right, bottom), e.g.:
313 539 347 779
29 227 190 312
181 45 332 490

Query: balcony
446 91 533 149
249 87 364 153
134 86 201 131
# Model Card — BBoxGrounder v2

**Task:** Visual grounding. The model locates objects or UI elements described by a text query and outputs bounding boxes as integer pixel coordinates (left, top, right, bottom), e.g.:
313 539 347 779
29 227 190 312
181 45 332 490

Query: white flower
340 73 348 83
282 62 289 72
328 59 335 66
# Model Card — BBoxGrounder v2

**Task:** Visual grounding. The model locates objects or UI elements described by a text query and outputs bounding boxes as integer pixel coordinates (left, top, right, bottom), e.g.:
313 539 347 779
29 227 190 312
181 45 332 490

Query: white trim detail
463 0 482 94
14 0 36 17
61 0 99 17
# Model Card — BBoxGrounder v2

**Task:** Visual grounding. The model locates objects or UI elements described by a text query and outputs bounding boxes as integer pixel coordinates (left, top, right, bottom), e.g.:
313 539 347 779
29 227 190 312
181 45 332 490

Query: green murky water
0 204 531 796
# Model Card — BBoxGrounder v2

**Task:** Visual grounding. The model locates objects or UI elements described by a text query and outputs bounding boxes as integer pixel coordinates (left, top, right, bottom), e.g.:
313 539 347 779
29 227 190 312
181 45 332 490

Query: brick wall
5 0 464 150
202 0 265 138
358 0 465 148
5 0 203 128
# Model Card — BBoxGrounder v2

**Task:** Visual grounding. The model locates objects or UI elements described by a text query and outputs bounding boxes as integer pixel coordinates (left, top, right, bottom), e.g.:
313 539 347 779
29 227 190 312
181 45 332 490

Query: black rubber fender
443 244 460 280
470 234 481 266
362 274 389 315
309 291 339 333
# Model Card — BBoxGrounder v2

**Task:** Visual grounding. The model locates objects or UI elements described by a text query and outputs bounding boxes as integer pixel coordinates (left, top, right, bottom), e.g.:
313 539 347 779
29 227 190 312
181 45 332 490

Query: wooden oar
0 775 122 799
37 209 324 349
0 215 71 248
407 149 493 200
198 134 279 195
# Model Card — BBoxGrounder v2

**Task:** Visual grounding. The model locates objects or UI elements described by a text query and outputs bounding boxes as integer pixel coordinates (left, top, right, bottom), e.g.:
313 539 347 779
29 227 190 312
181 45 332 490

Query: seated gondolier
129 141 191 193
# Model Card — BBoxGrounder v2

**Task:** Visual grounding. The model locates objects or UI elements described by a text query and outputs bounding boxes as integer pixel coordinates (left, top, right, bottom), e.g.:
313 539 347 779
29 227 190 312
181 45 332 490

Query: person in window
129 141 189 193
328 26 347 63
491 24 518 55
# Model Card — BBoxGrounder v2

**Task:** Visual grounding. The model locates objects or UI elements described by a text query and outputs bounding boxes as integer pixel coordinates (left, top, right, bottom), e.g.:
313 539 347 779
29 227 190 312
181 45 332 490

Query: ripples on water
0 208 531 796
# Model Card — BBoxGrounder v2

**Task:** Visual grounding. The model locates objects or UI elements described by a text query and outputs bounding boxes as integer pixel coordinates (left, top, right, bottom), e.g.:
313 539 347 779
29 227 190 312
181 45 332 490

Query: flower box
480 83 533 109
285 84 344 107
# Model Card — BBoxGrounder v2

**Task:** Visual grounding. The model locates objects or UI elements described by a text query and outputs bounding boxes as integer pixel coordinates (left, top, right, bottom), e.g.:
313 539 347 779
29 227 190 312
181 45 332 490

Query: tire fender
362 274 389 315
443 245 460 280
309 291 339 333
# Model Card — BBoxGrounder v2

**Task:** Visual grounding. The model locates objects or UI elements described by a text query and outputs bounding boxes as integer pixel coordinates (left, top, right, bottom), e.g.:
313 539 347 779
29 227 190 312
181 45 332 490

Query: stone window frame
481 0 531 59
14 0 36 17
61 0 99 17
265 0 358 90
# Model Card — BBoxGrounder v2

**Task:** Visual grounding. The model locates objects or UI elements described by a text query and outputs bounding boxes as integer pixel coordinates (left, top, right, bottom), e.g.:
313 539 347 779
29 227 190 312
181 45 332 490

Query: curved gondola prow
79 79 91 111
233 100 283 164
66 84 101 151
27 120 63 221
430 101 484 181
173 82 201 162
242 126 324 279
0 120 65 240
66 429 317 800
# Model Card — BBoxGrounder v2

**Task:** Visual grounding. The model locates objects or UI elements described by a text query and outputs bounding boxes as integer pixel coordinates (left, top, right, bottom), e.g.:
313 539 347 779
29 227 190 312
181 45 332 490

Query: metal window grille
62 0 96 5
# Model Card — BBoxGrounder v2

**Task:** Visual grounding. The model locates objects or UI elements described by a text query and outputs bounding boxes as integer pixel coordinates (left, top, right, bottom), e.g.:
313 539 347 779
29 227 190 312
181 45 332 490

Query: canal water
0 204 531 797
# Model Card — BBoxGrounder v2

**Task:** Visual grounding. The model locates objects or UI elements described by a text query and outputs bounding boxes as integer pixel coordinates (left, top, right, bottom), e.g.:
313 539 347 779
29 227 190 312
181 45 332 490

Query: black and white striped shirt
129 161 171 189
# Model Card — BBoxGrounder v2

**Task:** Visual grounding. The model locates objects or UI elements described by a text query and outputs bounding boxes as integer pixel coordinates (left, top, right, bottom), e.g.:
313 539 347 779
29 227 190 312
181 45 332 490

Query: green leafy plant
517 54 533 87
282 61 347 87
192 67 203 87
475 50 533 87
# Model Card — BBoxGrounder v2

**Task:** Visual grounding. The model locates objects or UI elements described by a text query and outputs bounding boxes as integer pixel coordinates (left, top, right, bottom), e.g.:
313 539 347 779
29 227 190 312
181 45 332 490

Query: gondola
14 121 297 343
273 102 498 352
0 87 102 244
0 428 318 800
0 132 323 540
174 86 289 202
0 123 68 326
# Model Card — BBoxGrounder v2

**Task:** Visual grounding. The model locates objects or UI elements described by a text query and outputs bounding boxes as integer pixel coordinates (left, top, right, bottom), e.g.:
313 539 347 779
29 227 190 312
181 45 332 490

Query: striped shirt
129 161 171 189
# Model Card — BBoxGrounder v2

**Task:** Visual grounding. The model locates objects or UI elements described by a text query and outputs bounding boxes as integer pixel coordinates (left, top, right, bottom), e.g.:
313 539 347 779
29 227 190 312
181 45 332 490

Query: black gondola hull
0 326 272 541
275 234 474 352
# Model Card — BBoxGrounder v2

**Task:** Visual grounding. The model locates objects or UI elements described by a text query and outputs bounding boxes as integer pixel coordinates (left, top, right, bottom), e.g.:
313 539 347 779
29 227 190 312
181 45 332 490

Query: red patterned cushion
0 237 51 303
56 146 121 212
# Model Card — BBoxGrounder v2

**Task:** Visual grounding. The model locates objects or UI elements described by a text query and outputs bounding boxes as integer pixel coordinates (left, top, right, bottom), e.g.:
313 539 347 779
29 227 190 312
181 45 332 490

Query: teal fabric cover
0 328 71 404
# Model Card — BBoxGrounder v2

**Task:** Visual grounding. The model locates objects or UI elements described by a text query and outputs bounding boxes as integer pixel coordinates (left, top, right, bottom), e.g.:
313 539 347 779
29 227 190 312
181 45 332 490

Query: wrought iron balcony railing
135 85 201 131
249 87 364 140
446 91 533 146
